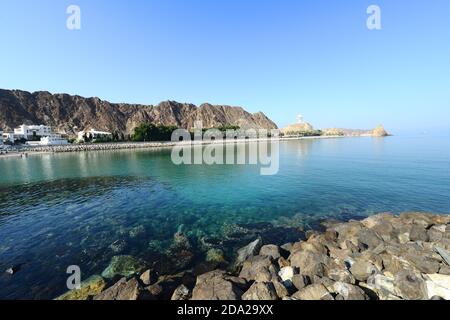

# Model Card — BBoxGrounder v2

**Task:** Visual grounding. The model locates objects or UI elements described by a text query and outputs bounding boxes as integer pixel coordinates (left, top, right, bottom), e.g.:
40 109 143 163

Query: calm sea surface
1 136 449 299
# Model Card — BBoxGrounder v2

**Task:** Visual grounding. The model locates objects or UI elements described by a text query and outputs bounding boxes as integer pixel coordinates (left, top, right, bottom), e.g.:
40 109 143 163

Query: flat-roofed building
77 129 112 142
14 124 52 140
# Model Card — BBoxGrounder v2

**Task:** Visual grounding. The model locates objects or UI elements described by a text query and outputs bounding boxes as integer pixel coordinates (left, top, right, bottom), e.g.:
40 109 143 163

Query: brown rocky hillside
0 89 278 135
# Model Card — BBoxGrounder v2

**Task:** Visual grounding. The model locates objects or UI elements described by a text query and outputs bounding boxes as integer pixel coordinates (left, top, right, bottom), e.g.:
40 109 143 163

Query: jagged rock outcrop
323 125 390 137
0 89 278 135
372 124 389 137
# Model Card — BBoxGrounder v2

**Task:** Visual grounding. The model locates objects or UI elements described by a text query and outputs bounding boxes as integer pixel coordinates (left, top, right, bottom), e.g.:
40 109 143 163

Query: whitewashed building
77 129 112 142
2 132 15 143
14 124 52 140
26 134 69 146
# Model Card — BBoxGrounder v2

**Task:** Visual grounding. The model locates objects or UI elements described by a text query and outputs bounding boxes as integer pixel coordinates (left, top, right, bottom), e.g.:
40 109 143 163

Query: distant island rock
0 89 278 135
281 116 390 138
372 124 390 137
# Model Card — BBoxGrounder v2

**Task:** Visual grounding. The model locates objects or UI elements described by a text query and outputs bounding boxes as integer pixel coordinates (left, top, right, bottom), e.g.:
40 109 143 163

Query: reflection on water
0 137 450 299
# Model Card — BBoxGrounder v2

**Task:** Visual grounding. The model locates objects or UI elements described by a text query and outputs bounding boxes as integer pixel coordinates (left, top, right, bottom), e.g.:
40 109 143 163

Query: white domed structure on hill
281 115 315 136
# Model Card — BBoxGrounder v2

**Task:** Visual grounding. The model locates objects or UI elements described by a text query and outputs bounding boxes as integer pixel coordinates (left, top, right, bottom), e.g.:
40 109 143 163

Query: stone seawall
1 135 347 157
57 212 450 301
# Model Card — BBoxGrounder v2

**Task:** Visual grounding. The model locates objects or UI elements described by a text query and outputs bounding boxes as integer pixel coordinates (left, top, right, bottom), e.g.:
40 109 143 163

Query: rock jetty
57 212 450 300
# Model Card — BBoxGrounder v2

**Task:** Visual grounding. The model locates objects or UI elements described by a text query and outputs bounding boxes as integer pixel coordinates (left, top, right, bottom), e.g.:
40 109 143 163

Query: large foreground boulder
239 255 278 282
94 277 141 300
191 270 247 300
291 284 334 300
242 282 278 300
235 238 262 267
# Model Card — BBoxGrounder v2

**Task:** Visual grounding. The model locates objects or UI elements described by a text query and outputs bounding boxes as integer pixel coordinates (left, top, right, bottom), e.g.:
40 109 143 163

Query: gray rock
235 238 262 266
327 268 356 284
357 229 384 250
332 282 369 300
289 250 328 277
428 226 445 242
402 252 441 274
291 283 334 300
94 277 140 300
280 243 293 253
171 284 191 300
139 269 156 286
439 265 450 275
349 259 379 281
272 280 290 299
435 246 450 266
259 245 281 260
239 255 278 282
291 274 311 290
394 270 428 300
242 282 278 300
365 274 400 300
191 270 246 300
409 224 429 242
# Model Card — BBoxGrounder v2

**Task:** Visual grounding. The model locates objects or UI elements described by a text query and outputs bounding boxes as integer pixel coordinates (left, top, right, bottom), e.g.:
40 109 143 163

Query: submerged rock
56 275 106 300
206 248 226 264
109 239 127 253
129 225 145 238
101 255 146 279
5 267 15 275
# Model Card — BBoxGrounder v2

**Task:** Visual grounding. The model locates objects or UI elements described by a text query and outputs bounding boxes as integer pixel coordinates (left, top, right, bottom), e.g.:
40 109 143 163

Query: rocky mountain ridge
0 89 278 135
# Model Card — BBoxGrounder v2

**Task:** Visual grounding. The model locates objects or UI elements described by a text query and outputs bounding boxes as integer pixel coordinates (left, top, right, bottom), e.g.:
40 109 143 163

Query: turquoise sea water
1 136 450 299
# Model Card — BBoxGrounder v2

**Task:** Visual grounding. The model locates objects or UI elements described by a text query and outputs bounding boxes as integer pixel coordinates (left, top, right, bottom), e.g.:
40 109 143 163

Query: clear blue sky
1 0 449 134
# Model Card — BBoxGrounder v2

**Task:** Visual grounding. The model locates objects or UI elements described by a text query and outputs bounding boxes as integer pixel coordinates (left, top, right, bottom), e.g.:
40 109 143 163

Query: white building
0 129 3 145
26 134 69 146
2 132 15 143
14 124 52 140
77 129 112 142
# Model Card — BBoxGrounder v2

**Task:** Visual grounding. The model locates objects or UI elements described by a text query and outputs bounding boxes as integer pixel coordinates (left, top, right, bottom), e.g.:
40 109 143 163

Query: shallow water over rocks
1 136 450 299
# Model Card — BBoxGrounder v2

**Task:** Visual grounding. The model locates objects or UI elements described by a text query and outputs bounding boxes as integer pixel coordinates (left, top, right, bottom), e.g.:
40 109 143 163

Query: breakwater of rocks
57 212 450 300
0 135 346 157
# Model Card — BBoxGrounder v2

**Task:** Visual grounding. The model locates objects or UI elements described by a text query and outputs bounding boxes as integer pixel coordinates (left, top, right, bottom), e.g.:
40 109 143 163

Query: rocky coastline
56 212 450 301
